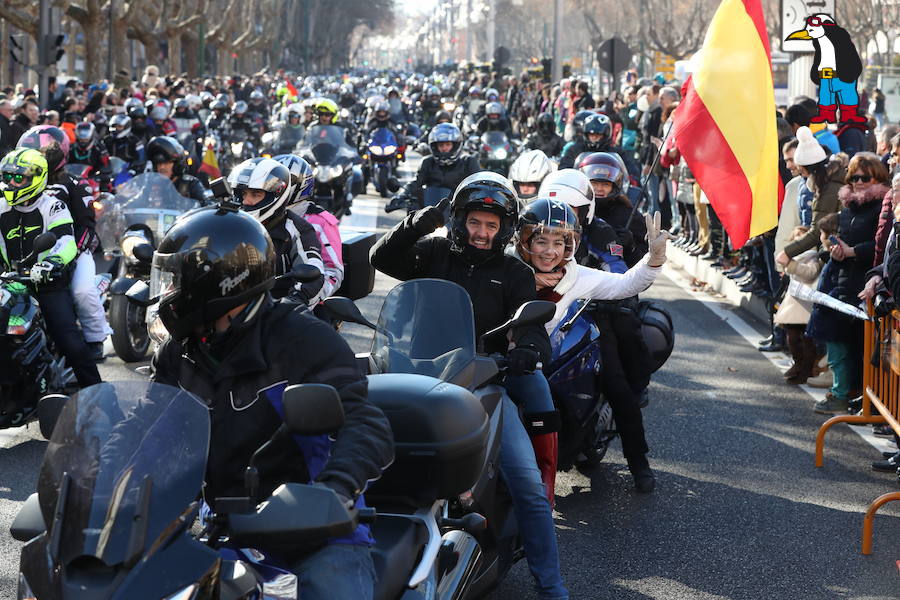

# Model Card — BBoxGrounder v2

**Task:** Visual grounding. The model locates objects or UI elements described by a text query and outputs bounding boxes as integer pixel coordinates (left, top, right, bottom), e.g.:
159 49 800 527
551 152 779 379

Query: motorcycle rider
275 153 345 300
172 97 205 137
248 89 269 123
371 171 569 600
508 149 556 204
525 113 565 158
149 205 393 600
146 136 208 205
147 98 177 137
384 122 480 213
103 114 145 174
228 157 326 304
205 97 230 135
124 99 152 146
0 148 102 388
18 126 112 362
68 121 111 189
227 100 261 147
313 98 355 145
476 101 515 139
419 84 443 127
560 113 640 177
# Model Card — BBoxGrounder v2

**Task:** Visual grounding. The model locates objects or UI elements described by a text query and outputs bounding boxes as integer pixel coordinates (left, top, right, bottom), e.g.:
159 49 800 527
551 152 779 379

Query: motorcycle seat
371 515 428 600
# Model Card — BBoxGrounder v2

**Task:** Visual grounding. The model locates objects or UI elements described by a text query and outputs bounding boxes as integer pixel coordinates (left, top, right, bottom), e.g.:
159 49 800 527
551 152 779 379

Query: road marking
662 263 895 456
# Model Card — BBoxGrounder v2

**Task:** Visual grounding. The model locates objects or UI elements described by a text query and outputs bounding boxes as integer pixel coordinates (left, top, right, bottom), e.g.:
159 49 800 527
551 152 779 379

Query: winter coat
774 249 820 325
872 187 895 266
830 183 888 302
595 196 648 268
783 156 847 258
774 176 803 271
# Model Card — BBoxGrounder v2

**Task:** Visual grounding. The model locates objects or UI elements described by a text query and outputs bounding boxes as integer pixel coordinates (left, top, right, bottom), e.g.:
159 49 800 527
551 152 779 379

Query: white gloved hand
30 260 59 285
645 211 672 267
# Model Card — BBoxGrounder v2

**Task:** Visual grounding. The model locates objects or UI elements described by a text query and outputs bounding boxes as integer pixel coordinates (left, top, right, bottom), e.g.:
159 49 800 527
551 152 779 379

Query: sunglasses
806 16 831 26
1 172 26 184
849 174 872 183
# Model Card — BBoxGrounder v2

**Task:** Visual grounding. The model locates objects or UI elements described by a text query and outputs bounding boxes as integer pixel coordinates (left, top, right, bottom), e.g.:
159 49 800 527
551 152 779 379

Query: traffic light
562 63 572 79
541 58 551 81
9 34 25 66
38 33 64 67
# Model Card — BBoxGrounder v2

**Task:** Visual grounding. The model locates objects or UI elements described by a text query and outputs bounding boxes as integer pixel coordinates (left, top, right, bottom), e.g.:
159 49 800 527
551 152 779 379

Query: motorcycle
227 128 256 166
95 172 199 362
323 278 557 599
479 131 517 174
260 124 305 157
0 233 78 430
10 380 376 599
364 127 401 198
297 124 362 220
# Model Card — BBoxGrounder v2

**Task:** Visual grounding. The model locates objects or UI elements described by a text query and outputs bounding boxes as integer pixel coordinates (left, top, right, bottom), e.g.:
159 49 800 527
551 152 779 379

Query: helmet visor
150 251 183 302
581 163 621 184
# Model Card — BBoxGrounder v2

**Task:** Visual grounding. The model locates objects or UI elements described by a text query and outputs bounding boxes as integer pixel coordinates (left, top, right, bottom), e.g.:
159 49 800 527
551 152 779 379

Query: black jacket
8 113 33 146
370 214 551 363
172 174 208 205
524 132 564 158
476 116 514 139
104 134 145 171
402 154 481 202
830 188 883 303
45 171 98 253
888 246 900 301
559 141 640 178
268 211 325 303
150 298 393 507
595 197 648 268
0 114 15 156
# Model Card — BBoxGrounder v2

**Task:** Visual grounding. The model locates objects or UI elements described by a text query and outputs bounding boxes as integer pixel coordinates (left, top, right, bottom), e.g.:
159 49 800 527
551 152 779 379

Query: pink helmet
17 125 71 171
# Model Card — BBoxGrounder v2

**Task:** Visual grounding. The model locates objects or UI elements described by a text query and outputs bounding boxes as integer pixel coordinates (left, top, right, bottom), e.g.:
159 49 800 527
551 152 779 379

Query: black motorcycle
95 172 199 362
0 232 77 430
297 124 362 219
324 278 556 599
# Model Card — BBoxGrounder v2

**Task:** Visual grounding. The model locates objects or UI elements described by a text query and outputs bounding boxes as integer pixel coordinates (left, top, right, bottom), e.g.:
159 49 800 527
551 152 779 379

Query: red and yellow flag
672 0 782 247
198 144 221 180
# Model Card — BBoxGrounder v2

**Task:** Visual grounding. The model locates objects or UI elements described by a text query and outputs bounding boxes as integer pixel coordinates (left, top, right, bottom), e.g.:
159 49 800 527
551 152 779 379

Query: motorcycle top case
638 300 674 372
365 373 489 506
336 232 375 300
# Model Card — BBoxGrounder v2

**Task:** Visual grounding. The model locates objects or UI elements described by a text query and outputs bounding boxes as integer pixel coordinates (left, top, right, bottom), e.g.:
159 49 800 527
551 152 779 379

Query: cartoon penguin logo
785 14 865 126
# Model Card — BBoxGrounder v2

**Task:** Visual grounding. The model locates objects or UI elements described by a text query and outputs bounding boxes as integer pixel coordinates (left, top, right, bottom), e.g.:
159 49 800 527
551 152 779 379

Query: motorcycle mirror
276 263 321 284
132 243 154 264
510 300 556 328
320 296 377 330
32 232 57 254
282 383 345 435
125 280 154 307
37 393 69 440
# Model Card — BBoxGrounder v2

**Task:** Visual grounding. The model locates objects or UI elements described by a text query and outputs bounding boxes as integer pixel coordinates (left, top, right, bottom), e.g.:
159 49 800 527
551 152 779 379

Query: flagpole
626 121 674 228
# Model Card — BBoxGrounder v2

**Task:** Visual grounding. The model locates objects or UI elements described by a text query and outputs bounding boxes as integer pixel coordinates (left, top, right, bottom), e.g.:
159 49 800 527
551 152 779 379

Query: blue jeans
497 393 569 600
292 544 376 600
504 371 555 415
644 172 661 215
818 78 859 106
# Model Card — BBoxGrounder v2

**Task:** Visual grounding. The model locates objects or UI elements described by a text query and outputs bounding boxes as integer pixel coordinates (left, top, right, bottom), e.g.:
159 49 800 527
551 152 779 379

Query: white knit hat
794 126 827 167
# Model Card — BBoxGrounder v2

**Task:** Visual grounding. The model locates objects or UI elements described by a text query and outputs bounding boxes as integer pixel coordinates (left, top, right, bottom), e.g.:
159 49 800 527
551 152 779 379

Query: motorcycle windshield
36 381 209 566
302 125 356 166
369 127 397 148
372 279 476 380
96 173 198 250
481 131 508 148
230 129 248 143
278 126 304 148
63 164 90 178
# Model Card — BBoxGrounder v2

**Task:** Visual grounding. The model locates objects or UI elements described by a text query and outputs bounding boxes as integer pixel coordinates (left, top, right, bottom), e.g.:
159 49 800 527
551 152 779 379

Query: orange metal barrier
815 302 900 555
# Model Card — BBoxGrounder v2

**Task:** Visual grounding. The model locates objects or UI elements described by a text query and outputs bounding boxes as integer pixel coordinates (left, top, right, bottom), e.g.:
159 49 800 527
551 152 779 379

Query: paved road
2 159 899 599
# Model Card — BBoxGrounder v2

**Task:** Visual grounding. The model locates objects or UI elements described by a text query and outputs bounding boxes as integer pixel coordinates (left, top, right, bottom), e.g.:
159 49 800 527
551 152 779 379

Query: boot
782 328 803 379
810 104 837 124
530 432 558 508
786 337 817 385
839 104 867 124
627 455 656 493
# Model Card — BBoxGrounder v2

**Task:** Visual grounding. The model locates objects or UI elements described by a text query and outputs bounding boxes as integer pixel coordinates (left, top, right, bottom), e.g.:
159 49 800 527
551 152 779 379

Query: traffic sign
596 37 632 75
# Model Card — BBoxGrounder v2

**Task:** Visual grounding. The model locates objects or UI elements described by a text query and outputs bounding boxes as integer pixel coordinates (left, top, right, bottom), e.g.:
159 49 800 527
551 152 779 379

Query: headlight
370 145 384 156
161 584 198 600
231 142 243 156
262 132 275 145
493 148 508 160
121 232 149 259
383 145 397 154
17 573 36 600
443 102 456 111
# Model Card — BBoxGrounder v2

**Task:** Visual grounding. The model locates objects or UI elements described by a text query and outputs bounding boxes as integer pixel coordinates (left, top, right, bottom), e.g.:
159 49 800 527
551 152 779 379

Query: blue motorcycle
545 300 616 470
366 127 401 198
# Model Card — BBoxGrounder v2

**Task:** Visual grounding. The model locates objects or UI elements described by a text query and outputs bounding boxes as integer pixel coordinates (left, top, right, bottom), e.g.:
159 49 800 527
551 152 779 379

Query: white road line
662 263 895 456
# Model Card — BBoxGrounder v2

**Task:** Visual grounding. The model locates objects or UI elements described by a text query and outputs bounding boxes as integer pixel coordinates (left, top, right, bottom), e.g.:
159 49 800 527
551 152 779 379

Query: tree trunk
182 32 199 78
168 34 182 76
81 14 105 83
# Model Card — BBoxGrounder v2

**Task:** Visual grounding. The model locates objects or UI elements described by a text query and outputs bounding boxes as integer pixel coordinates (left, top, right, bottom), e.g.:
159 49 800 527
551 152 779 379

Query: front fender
110 276 141 296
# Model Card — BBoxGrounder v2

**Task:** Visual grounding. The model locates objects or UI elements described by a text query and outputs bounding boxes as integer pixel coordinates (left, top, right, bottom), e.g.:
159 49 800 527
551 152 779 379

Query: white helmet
227 157 291 224
538 168 595 225
508 150 556 201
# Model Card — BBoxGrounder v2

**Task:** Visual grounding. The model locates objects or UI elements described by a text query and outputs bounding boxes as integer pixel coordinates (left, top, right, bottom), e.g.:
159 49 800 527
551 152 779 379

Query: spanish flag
672 0 782 247
198 144 221 180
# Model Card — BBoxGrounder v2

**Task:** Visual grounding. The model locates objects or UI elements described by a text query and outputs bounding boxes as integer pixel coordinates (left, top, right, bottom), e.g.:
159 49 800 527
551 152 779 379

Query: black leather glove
507 346 540 376
411 197 448 234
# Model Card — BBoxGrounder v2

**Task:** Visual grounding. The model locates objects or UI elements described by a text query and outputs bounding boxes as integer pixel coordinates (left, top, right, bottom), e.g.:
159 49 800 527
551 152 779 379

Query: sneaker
88 341 105 363
814 393 849 414
806 369 832 388
872 451 900 472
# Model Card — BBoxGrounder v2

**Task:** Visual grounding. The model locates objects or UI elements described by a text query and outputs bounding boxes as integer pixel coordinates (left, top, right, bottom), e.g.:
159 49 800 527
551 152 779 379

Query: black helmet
571 110 596 137
233 100 248 116
515 197 582 270
537 112 555 136
449 171 519 260
582 114 611 151
577 152 627 197
434 109 452 124
151 206 275 341
211 98 228 112
428 123 463 166
174 97 190 113
147 135 187 176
